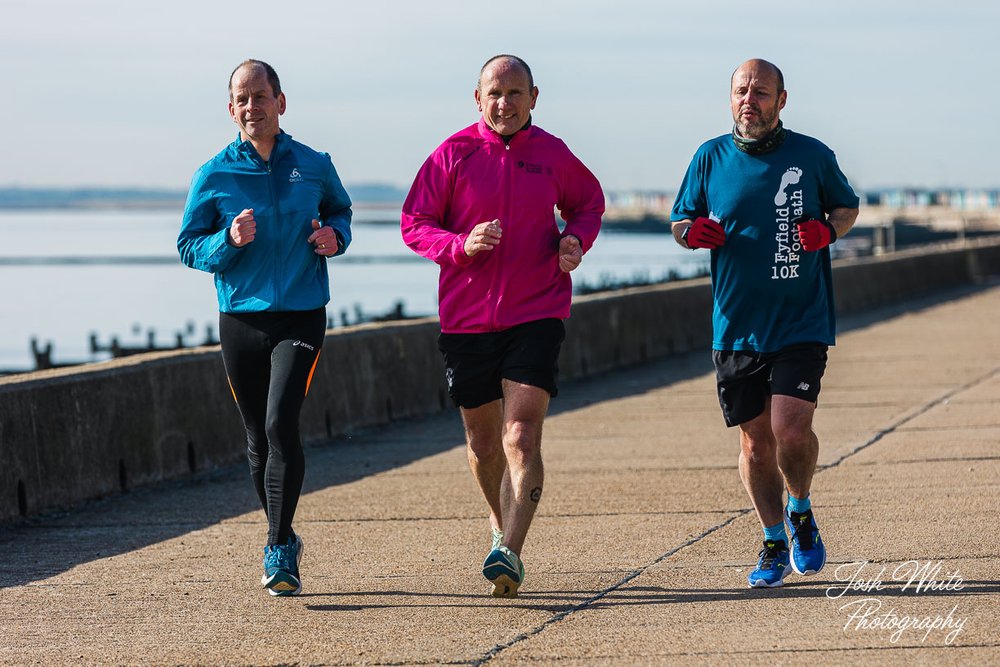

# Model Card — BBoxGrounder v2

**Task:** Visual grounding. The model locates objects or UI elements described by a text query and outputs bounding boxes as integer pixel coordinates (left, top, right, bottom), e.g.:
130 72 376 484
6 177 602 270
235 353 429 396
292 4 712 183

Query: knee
264 420 285 449
503 420 542 461
264 416 302 460
247 444 267 471
467 433 503 461
740 434 776 466
772 421 813 450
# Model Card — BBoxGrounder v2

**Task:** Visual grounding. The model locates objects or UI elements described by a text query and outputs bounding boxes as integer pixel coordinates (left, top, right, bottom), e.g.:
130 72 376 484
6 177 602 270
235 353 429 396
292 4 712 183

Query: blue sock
787 493 811 514
763 522 787 544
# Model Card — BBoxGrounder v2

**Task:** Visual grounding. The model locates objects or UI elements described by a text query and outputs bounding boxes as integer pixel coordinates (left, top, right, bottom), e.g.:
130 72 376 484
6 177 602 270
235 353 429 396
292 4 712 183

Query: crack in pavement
473 364 1000 665
822 365 1000 470
472 512 751 666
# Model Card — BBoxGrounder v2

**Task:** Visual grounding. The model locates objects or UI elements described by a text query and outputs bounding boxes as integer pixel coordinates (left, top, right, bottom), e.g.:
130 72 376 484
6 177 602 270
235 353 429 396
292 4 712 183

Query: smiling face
228 64 285 147
730 60 787 140
475 58 538 137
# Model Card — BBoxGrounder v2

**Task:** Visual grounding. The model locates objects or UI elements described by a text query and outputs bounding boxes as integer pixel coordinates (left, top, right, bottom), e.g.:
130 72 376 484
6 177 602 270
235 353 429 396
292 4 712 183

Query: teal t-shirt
670 130 859 352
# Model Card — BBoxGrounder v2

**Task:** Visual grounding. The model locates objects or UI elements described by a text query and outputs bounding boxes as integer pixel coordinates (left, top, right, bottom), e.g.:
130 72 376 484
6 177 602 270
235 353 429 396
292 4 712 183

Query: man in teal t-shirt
670 59 860 589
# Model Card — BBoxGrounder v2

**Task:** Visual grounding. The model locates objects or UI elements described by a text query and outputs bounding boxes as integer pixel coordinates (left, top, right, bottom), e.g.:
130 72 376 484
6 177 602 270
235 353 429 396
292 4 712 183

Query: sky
4 0 998 194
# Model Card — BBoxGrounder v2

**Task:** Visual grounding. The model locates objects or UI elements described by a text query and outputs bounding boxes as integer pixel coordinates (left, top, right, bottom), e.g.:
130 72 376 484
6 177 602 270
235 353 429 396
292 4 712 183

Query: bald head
478 54 534 91
731 59 784 94
229 59 281 100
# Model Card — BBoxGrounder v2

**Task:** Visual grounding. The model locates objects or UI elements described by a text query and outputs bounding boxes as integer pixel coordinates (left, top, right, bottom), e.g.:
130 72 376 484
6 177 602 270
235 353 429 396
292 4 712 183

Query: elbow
177 243 195 269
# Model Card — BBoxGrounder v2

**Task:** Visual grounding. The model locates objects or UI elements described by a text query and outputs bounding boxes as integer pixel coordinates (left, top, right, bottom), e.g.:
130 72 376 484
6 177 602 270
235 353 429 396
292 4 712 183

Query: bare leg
771 393 826 575
771 395 819 500
498 380 549 556
738 399 785 529
460 400 506 535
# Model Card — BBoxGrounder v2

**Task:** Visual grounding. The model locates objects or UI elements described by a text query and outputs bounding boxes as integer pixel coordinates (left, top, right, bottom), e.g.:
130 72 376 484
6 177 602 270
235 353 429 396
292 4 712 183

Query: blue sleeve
319 156 353 257
820 150 860 213
177 166 243 273
670 150 708 222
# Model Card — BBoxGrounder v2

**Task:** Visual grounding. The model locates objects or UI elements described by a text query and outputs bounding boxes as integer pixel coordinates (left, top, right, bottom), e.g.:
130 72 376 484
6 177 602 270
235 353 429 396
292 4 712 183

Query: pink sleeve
400 152 474 267
557 149 605 254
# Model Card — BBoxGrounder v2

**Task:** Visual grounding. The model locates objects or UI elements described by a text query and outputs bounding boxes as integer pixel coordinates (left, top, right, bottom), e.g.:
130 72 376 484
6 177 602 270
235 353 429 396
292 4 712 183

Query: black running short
713 343 828 427
437 318 566 409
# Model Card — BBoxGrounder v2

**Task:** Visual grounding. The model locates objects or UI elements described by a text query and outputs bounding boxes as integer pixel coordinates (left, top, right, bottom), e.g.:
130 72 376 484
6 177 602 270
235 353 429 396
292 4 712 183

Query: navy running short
437 318 566 409
713 343 828 427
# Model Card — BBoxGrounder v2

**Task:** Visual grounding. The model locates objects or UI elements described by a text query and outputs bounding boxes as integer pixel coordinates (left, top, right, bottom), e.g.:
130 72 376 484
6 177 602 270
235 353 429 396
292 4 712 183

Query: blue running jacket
178 132 353 312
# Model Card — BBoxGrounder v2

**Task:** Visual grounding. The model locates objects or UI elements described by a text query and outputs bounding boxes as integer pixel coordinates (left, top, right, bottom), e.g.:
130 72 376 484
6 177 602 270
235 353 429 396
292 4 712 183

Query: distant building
864 188 1000 210
605 190 676 213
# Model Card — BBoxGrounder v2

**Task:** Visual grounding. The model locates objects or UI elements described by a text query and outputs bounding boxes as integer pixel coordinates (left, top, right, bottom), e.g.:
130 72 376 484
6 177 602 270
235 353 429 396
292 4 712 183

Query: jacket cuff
561 228 595 254
451 234 475 266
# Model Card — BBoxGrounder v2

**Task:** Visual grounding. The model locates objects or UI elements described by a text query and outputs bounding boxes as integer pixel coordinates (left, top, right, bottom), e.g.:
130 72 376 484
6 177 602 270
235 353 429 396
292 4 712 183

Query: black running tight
219 308 326 547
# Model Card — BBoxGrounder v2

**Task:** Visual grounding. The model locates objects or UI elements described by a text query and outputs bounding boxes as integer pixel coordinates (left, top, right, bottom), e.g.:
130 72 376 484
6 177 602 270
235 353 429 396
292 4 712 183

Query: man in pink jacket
401 54 603 598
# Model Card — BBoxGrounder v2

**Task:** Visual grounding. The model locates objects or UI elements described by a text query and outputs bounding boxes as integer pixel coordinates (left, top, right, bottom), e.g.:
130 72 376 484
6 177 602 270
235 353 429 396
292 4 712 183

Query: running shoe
747 539 790 588
785 508 826 575
261 532 304 597
482 545 524 598
491 527 503 551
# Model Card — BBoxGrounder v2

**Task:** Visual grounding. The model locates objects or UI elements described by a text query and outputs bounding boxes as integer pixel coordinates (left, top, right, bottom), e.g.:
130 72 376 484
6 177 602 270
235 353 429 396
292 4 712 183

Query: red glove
796 219 838 251
683 217 726 249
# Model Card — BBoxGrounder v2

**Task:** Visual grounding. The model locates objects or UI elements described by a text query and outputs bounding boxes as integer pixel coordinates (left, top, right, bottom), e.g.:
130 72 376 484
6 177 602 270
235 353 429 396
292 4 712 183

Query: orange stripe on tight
226 376 238 404
304 350 321 396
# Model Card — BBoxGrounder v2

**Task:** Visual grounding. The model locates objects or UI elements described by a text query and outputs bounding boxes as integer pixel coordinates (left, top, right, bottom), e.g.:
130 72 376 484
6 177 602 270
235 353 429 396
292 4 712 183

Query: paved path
2 285 998 666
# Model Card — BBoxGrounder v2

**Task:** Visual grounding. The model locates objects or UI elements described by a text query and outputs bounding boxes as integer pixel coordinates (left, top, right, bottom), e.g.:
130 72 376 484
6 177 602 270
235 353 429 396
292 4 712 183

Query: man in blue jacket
670 59 859 589
178 59 352 597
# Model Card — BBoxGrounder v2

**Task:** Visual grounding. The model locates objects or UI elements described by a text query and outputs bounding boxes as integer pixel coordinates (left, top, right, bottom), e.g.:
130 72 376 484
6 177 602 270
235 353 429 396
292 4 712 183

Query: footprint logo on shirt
774 167 802 206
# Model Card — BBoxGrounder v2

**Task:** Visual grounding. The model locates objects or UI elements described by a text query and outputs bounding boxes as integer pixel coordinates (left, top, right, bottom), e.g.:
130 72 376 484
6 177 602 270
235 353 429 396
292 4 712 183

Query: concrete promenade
1 284 998 665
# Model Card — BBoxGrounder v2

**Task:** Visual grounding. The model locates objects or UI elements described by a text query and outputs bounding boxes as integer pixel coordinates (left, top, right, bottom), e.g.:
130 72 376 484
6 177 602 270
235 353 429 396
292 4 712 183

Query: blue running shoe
786 508 826 575
747 539 790 588
261 533 303 597
482 545 524 598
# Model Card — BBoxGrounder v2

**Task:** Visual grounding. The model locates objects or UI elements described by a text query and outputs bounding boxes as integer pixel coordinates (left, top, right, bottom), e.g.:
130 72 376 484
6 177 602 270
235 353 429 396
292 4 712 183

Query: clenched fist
307 219 339 256
559 235 582 273
796 219 837 252
464 219 502 257
229 208 256 247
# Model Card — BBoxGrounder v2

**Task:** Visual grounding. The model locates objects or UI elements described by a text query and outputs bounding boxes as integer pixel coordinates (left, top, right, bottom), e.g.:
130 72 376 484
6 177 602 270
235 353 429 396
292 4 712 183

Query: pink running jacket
401 119 604 333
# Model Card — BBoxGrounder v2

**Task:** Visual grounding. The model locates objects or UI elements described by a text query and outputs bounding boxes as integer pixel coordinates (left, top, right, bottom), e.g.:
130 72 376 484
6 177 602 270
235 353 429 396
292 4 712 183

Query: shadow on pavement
1 282 993 590
297 578 998 613
0 330 712 589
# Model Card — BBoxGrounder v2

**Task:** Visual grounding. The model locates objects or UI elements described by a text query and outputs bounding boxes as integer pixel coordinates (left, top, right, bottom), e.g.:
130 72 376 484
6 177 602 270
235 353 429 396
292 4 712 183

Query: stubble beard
736 107 779 140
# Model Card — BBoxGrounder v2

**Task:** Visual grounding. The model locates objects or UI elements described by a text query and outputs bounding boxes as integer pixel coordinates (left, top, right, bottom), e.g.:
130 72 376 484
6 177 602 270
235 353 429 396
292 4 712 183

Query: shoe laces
758 540 787 570
789 510 816 546
264 543 294 571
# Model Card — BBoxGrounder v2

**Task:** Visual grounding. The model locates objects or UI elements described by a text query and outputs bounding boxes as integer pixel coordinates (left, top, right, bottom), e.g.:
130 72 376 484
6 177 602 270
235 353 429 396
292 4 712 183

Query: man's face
730 63 786 139
228 65 285 143
475 60 538 136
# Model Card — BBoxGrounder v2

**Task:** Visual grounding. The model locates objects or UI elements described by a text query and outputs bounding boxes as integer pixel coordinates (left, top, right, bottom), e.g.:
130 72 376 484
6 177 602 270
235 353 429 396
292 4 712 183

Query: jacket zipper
492 140 514 329
265 156 282 310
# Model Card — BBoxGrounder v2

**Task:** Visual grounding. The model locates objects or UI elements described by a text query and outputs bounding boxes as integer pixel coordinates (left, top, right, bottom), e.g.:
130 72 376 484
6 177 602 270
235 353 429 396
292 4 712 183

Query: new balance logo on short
289 168 303 183
292 340 315 351
797 382 811 391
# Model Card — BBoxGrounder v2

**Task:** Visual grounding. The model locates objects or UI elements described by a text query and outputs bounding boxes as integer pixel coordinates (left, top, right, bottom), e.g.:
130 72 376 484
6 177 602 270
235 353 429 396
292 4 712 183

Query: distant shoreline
4 188 998 235
0 184 409 211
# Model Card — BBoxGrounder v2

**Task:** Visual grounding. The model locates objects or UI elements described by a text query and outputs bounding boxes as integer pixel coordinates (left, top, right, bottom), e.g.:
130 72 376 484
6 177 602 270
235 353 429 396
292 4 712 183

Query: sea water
0 209 705 371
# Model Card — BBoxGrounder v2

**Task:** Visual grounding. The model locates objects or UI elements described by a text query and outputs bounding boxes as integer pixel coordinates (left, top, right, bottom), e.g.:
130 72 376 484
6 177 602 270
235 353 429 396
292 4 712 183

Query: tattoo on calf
530 486 542 503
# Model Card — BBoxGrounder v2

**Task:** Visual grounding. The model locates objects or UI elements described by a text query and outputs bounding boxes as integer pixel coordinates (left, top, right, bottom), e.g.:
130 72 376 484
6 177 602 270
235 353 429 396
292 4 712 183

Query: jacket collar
234 130 291 161
476 116 534 146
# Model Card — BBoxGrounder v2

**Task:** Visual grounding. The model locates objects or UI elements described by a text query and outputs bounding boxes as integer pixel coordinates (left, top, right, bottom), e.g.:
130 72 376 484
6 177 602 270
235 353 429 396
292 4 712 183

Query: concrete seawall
3 238 999 523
